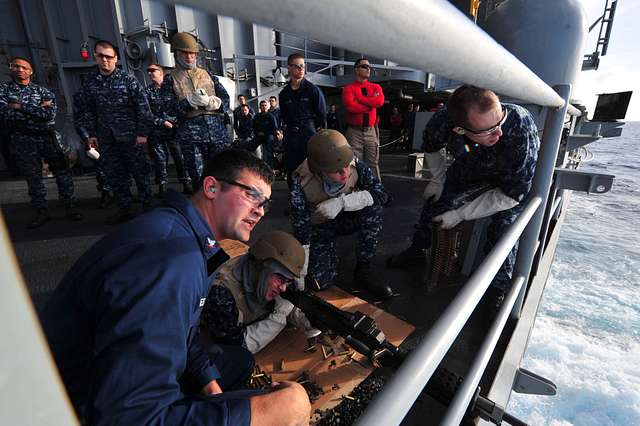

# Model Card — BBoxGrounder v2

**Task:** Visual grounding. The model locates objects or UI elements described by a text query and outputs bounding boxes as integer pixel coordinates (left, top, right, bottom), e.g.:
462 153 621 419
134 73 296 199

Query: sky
576 0 640 120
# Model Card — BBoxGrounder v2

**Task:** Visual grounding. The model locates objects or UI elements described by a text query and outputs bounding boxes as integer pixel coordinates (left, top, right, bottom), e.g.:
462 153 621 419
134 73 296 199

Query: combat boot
65 204 83 221
27 208 50 229
353 261 393 299
182 182 194 195
104 207 134 225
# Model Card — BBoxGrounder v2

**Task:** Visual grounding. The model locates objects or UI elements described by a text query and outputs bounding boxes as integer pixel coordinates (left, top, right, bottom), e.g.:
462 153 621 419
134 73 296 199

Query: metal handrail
440 276 525 426
355 196 542 426
179 0 565 108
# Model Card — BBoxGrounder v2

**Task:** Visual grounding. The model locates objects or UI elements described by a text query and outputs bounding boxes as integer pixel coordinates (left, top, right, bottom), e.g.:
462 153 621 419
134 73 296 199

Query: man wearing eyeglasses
202 230 319 354
161 32 231 191
0 56 82 228
43 149 311 426
77 39 155 225
144 63 191 196
279 53 327 187
342 58 384 181
388 85 540 310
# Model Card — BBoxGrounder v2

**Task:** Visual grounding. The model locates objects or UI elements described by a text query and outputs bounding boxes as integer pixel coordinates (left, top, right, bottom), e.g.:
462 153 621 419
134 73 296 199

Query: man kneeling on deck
201 230 320 353
43 149 310 426
387 85 540 311
290 129 393 299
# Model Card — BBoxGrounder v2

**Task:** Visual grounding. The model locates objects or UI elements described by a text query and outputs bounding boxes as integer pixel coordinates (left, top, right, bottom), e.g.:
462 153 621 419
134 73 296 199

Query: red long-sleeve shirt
341 80 385 127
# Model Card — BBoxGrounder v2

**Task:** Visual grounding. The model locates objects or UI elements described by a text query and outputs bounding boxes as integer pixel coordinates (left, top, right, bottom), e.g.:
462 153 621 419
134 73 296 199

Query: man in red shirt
341 58 384 180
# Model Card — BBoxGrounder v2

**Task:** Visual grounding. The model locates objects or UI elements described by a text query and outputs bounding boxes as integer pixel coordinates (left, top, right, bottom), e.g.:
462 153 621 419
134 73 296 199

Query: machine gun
282 289 403 366
283 289 529 426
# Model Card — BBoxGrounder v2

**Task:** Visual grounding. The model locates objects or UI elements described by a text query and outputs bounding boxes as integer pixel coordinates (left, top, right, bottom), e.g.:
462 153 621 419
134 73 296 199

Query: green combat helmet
171 32 199 53
307 129 354 173
249 231 305 277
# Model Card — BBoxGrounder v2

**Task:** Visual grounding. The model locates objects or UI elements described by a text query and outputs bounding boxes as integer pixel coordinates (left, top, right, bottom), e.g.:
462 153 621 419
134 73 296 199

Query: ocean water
509 122 640 425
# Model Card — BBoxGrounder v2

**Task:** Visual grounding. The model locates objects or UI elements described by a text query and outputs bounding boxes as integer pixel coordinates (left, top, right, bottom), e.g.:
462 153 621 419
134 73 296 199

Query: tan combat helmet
307 129 354 173
171 32 199 53
249 231 305 277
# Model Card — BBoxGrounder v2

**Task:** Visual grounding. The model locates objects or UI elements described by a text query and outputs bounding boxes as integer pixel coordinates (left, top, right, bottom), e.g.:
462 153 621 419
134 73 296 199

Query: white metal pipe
440 276 525 426
355 197 542 426
173 0 565 108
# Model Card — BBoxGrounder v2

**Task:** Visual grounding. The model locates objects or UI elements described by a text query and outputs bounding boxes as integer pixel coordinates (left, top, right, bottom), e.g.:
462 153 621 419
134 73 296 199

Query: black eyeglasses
216 178 273 212
356 64 371 70
288 63 305 70
460 105 508 136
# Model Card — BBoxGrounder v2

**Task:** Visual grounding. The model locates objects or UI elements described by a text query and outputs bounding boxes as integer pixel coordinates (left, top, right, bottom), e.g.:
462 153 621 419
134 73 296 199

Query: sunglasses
216 178 273 212
356 64 371 70
95 52 117 61
459 105 508 136
288 63 305 70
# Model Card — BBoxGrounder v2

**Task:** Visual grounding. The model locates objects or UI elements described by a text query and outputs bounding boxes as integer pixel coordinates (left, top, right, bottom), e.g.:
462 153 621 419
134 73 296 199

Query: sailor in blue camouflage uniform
145 63 190 196
0 57 81 228
202 231 319 354
72 90 113 209
290 129 393 299
252 100 278 168
161 32 230 189
79 40 154 224
388 85 540 309
279 53 327 187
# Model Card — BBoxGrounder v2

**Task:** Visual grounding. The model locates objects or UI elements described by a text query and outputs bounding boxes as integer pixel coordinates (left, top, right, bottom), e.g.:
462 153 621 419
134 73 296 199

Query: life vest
294 159 359 222
214 256 270 326
171 67 219 119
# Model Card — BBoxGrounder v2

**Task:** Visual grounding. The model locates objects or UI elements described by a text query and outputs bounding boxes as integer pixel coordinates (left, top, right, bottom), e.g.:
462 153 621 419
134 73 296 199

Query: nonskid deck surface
2 152 513 424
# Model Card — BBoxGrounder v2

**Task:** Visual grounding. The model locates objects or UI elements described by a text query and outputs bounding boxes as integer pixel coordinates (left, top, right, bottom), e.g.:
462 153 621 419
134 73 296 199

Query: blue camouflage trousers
149 134 189 184
412 179 522 292
11 133 75 209
178 115 230 184
99 135 151 209
309 205 383 285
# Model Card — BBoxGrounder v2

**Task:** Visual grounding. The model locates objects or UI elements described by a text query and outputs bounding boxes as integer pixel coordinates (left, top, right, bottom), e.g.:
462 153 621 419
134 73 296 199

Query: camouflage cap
249 231 305 277
307 129 353 173
171 32 199 53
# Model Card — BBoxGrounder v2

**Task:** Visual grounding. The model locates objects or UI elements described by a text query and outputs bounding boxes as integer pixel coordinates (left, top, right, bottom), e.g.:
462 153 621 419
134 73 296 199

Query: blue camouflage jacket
42 190 251 426
79 68 153 141
145 82 177 136
290 158 385 245
422 103 540 202
0 80 56 134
